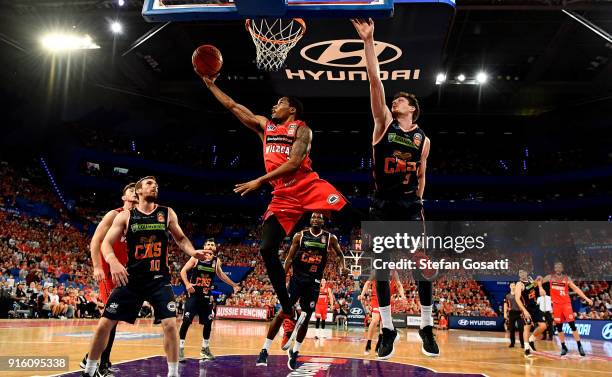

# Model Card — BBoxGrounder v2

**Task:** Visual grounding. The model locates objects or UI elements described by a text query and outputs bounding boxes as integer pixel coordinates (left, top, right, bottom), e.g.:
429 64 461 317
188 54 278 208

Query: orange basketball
192 45 223 78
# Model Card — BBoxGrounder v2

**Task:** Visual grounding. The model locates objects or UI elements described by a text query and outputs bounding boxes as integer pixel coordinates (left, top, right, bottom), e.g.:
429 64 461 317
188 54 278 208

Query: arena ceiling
0 0 611 121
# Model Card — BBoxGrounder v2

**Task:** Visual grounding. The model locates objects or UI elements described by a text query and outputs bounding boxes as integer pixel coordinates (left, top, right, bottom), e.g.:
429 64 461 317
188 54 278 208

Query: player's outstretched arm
284 232 302 274
351 18 393 142
167 207 205 260
90 209 119 282
201 76 267 140
568 278 593 305
101 210 130 287
216 260 240 293
234 125 312 196
417 137 431 200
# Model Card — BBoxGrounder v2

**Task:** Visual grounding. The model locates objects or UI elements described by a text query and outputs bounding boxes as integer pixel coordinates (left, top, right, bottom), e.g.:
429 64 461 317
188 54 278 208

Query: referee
537 291 554 340
504 283 524 348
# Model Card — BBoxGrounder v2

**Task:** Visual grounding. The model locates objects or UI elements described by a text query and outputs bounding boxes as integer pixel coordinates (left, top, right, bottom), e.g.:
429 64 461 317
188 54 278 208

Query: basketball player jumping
352 18 438 358
79 183 137 376
81 176 206 377
540 262 593 356
200 75 362 331
179 238 240 362
514 269 547 357
255 212 346 370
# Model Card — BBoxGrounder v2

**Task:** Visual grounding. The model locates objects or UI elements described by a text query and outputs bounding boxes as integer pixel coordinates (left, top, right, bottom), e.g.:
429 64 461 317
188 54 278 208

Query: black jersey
125 206 170 283
373 121 426 199
520 280 538 309
292 229 331 281
189 258 218 297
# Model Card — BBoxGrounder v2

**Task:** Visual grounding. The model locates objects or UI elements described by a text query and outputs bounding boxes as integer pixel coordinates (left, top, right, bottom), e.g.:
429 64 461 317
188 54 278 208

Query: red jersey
100 207 129 277
550 274 571 305
263 120 313 189
317 285 329 306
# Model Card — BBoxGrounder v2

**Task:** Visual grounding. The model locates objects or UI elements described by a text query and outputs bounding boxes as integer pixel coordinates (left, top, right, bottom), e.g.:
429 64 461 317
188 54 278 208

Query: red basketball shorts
264 172 347 234
553 302 574 324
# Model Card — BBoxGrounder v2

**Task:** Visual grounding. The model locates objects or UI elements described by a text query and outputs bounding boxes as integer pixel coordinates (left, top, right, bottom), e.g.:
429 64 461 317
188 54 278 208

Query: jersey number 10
150 259 161 271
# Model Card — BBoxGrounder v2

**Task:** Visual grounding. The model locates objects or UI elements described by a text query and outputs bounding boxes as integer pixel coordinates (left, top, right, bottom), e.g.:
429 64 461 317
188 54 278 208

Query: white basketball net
246 18 306 72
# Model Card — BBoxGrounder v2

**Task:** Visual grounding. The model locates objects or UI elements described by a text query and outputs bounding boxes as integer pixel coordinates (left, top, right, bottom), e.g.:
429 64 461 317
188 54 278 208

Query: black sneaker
256 349 268 366
560 345 568 356
508 344 515 348
529 341 536 352
79 354 88 369
577 343 586 357
95 366 114 377
364 340 372 355
524 347 531 357
374 333 383 354
200 346 215 360
418 326 440 357
287 349 299 370
376 327 397 360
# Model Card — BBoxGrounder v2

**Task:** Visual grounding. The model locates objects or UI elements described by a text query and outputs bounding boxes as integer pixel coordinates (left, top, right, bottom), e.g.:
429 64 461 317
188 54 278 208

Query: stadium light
40 33 100 52
110 21 123 34
435 73 446 85
118 0 125 6
457 74 466 82
476 72 488 84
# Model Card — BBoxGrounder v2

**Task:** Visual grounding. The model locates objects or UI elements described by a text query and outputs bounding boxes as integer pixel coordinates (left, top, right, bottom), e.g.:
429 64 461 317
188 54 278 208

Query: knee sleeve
568 321 577 331
556 323 564 333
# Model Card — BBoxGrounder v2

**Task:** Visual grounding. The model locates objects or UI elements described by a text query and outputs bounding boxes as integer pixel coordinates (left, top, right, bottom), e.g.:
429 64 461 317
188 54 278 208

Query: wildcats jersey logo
267 124 277 132
265 145 291 155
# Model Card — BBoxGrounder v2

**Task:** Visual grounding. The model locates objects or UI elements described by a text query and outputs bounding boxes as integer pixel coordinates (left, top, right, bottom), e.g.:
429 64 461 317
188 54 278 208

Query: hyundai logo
602 323 612 340
300 39 402 68
458 319 469 326
350 307 363 315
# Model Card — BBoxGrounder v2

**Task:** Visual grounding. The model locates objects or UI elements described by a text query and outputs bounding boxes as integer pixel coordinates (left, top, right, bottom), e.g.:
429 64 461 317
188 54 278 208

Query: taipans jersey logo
300 39 402 68
157 211 165 223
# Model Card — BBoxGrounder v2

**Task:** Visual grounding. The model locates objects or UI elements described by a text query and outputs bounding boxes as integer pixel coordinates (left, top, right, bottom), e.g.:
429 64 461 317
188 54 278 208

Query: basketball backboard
142 0 454 22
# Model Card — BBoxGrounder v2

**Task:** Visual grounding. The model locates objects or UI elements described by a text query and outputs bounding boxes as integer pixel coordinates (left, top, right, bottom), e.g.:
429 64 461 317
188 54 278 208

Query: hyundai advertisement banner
450 316 505 331
270 2 455 97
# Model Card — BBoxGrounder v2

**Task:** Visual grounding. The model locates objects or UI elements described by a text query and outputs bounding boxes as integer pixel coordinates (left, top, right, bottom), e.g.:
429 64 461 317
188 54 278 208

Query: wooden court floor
0 319 610 377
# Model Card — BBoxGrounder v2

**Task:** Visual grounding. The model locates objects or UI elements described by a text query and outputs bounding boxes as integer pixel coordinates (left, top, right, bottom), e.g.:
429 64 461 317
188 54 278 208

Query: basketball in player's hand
192 44 223 78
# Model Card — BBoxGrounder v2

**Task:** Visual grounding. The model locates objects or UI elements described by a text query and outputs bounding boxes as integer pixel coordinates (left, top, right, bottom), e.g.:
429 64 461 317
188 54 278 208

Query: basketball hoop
245 18 306 71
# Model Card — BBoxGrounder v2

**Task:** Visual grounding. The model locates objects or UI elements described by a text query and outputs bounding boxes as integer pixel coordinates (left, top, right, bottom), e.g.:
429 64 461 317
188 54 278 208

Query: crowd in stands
0 159 610 324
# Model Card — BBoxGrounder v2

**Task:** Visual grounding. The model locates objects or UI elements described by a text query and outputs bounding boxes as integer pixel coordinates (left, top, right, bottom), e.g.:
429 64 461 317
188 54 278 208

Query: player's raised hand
200 73 219 88
109 260 129 287
93 266 106 283
233 284 241 294
234 178 262 196
585 297 593 306
350 18 374 41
